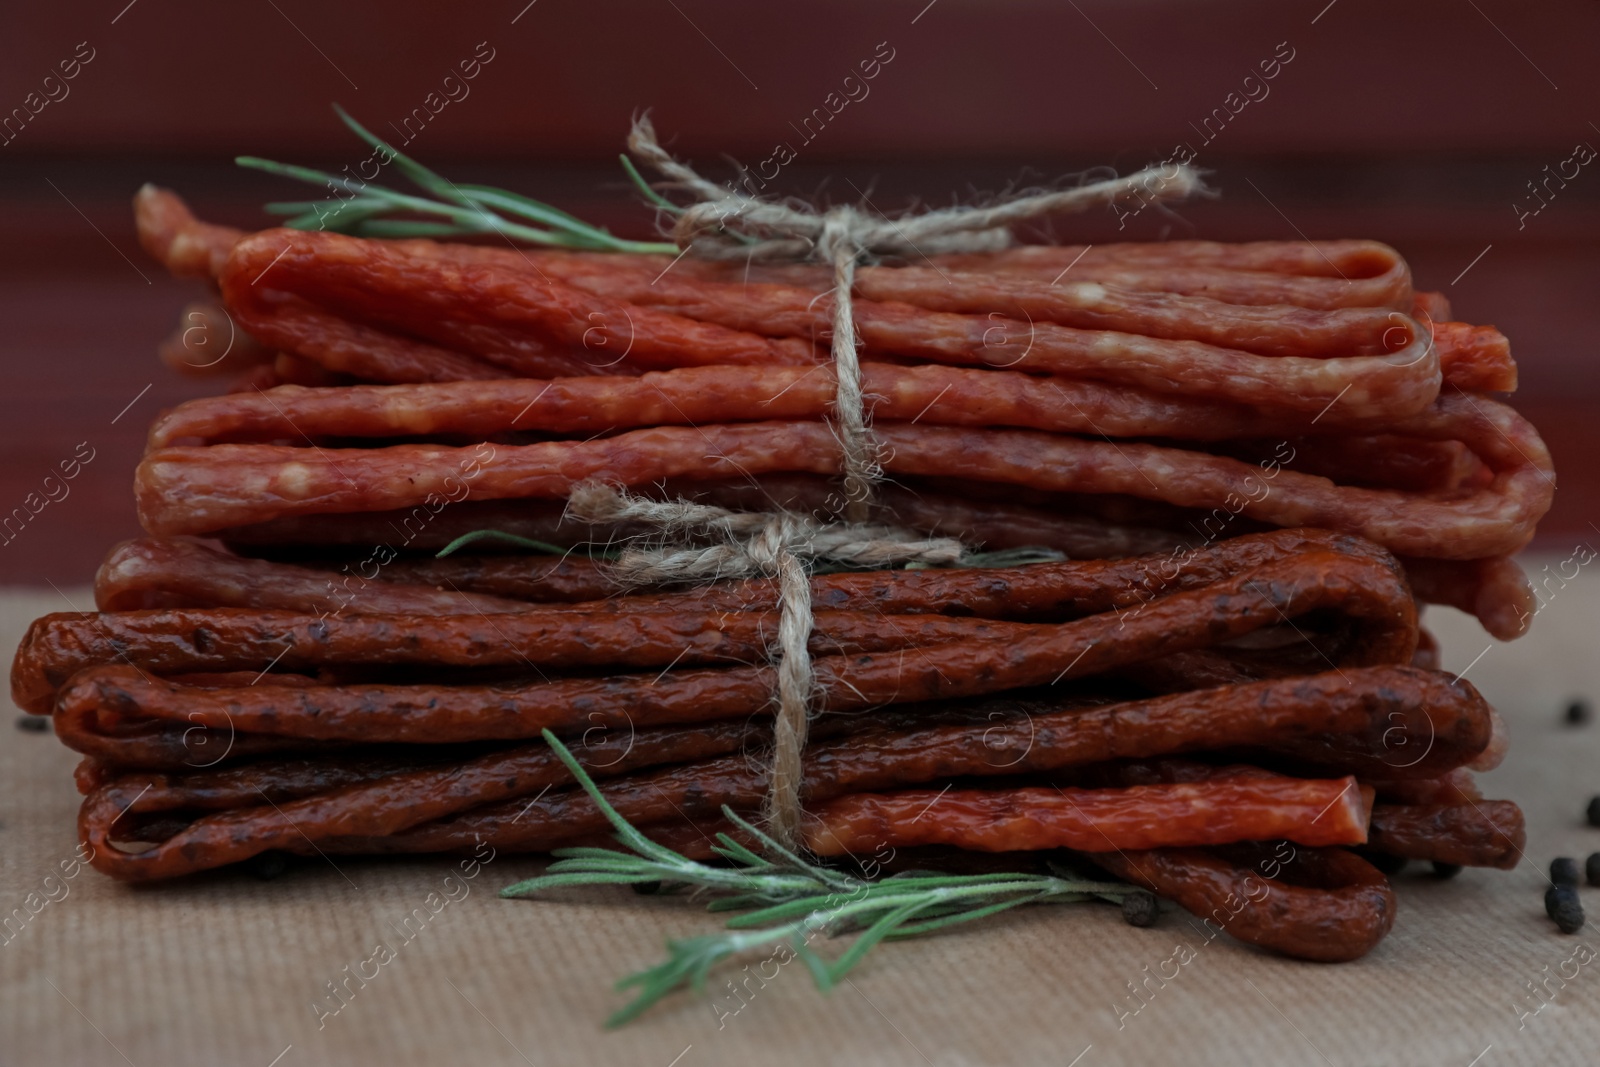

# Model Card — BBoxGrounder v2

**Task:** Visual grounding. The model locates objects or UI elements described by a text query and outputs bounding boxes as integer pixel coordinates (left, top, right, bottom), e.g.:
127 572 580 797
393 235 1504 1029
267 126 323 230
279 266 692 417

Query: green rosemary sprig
503 730 1132 1026
434 529 621 559
238 105 679 254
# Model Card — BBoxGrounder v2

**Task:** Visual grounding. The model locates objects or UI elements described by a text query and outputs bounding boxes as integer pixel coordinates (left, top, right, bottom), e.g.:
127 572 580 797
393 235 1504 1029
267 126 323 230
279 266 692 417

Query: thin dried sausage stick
119 664 1495 834
134 185 242 283
432 237 1413 332
95 538 616 612
1091 847 1396 962
427 236 1415 309
94 537 532 615
222 229 815 371
638 289 1436 415
135 191 1405 315
1365 800 1524 869
92 527 1376 622
229 292 508 383
143 358 1502 479
77 718 765 881
943 238 1409 280
144 361 1432 451
136 408 1552 560
921 260 1411 310
208 482 1186 561
47 552 1419 746
1365 769 1481 807
114 665 1481 873
1411 290 1453 323
1400 554 1536 641
801 776 1373 855
222 230 1439 414
1425 322 1516 393
852 266 1405 358
182 483 1527 640
145 364 1295 448
138 197 1498 399
18 606 1057 713
467 247 1505 396
1220 435 1489 495
86 532 1400 661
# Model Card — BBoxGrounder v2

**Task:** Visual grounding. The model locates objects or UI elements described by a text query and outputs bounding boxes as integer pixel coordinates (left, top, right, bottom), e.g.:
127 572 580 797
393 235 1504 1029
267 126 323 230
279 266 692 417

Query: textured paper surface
3 565 1599 1067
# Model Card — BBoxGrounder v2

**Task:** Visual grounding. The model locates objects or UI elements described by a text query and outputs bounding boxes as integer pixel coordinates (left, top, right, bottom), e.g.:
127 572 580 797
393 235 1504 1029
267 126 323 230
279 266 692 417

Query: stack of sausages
6 186 1549 963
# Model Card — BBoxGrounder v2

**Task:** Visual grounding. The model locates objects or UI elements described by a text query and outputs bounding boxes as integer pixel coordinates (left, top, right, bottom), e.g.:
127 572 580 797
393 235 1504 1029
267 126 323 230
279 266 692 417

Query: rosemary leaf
241 107 679 255
502 731 1135 1026
434 530 582 558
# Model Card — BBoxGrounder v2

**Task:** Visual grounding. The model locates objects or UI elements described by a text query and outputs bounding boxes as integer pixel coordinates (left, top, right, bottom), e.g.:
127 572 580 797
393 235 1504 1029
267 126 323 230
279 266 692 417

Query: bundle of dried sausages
4 186 1548 967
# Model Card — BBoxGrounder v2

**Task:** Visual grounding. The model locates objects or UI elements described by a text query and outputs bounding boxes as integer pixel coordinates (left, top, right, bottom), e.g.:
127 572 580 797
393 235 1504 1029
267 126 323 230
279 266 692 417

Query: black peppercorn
1366 852 1407 876
1121 889 1159 927
245 850 290 881
14 715 48 733
1587 852 1600 887
1432 862 1463 879
1565 698 1592 725
1545 885 1585 934
1551 857 1580 886
1589 796 1600 828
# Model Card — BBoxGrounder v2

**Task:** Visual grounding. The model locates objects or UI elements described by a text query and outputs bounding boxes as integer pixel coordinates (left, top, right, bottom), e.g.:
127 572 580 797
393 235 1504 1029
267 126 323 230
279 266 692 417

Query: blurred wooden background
3 0 1598 583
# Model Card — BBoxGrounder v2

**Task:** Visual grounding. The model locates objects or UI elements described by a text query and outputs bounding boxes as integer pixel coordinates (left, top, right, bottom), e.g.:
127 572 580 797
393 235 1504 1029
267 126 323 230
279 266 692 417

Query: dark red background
3 0 1598 583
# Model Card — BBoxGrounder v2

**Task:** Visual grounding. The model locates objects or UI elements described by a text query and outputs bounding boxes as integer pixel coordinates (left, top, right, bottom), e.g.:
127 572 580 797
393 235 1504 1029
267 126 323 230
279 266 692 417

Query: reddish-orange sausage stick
71 658 1495 878
399 240 1449 403
136 399 1553 560
222 230 816 372
1366 801 1525 869
21 605 1062 705
387 806 1401 963
144 360 1453 450
136 189 1507 393
134 189 1405 307
802 776 1373 855
440 234 1418 310
939 238 1412 288
77 718 766 881
218 227 1441 415
133 185 241 282
94 538 536 615
92 526 1401 629
268 666 1494 856
569 259 1501 396
148 474 1528 641
1092 847 1396 962
42 552 1419 741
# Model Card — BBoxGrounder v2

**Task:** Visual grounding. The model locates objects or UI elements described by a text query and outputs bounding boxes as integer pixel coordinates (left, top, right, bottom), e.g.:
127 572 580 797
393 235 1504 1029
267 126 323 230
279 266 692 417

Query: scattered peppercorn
1121 889 1160 927
245 850 290 881
1588 853 1600 887
1545 885 1585 934
1432 862 1463 879
631 880 664 895
1366 852 1407 876
1565 698 1592 725
1551 857 1581 886
1588 796 1600 828
14 715 48 733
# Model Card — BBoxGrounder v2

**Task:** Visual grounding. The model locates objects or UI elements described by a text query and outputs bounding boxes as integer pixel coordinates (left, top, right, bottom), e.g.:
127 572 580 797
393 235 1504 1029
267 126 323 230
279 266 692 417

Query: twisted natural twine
568 483 967 847
584 119 1206 847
